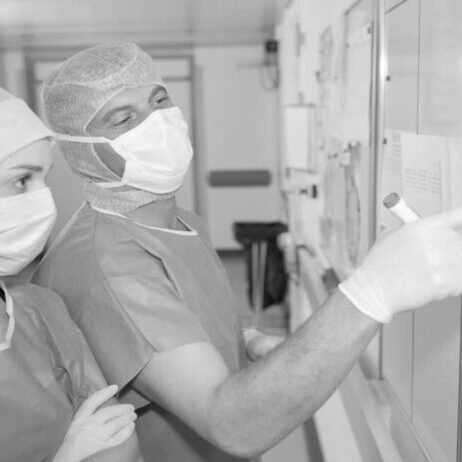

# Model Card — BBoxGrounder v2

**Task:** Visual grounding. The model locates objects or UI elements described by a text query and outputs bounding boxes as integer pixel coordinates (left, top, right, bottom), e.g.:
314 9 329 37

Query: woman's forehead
0 140 52 171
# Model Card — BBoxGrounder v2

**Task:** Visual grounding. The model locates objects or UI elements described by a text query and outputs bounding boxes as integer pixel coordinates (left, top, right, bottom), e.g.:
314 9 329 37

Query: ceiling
0 0 288 46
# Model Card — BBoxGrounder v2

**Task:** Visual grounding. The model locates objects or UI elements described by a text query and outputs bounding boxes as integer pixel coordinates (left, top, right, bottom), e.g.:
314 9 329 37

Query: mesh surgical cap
42 42 164 183
0 87 52 164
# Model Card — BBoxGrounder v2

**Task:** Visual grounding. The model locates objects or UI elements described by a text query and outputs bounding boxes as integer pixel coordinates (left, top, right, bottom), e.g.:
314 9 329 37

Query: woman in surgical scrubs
0 87 143 461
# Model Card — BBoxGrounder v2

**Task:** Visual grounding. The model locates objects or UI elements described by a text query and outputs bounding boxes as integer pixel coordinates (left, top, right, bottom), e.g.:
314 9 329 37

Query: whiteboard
379 1 462 460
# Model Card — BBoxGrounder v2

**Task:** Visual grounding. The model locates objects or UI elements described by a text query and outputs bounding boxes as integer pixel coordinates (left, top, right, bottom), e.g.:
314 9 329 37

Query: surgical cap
0 87 52 164
42 42 165 183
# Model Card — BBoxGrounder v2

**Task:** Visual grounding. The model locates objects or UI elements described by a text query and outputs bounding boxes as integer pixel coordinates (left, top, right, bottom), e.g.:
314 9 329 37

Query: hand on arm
53 385 142 462
243 328 285 361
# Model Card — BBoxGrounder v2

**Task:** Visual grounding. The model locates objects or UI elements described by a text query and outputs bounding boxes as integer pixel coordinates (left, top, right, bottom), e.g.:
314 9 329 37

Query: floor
220 254 321 462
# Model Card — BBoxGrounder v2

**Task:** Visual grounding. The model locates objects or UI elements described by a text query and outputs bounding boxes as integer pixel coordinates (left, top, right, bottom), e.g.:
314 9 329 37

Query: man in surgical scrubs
34 43 462 461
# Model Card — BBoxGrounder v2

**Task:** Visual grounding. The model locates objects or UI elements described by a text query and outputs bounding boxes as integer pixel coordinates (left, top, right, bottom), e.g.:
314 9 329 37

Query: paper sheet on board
400 132 447 217
378 131 453 234
342 24 372 145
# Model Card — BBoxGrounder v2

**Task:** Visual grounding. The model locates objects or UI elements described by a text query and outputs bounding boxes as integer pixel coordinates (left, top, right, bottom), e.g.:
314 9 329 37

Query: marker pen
383 192 420 223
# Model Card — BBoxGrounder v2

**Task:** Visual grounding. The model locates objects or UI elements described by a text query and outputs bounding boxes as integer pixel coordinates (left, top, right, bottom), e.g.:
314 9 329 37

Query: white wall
194 46 281 249
1 50 28 99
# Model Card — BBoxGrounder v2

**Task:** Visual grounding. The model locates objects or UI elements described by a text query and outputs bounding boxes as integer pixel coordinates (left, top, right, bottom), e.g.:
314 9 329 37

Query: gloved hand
53 385 137 462
339 208 462 323
243 328 285 361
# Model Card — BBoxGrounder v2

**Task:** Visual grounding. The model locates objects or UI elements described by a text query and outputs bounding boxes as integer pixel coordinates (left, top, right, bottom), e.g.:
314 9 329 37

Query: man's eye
151 92 170 106
113 114 133 127
156 96 169 104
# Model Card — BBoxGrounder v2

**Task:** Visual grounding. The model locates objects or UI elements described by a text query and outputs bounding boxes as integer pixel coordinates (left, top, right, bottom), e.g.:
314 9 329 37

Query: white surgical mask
56 106 193 194
0 187 57 277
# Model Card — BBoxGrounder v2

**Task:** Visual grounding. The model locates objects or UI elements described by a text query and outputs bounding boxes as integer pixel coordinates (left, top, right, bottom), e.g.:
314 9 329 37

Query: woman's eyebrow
11 165 43 172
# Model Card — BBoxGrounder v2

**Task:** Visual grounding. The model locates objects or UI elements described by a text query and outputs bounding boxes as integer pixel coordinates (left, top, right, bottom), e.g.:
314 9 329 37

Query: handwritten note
378 131 453 233
401 132 445 217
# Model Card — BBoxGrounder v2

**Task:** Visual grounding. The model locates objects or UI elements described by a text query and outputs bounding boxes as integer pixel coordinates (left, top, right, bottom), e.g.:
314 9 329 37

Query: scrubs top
34 203 249 462
0 283 108 462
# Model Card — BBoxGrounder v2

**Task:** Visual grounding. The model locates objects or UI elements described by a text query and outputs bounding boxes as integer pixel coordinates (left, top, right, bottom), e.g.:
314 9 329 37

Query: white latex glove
53 385 137 462
339 208 462 323
243 328 285 361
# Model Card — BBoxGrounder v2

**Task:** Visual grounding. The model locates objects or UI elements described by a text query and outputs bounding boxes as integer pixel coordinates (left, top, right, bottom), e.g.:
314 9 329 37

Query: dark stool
233 221 288 326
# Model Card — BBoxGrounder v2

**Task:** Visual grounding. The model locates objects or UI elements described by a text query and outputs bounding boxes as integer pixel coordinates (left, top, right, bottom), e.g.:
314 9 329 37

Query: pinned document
400 132 447 217
379 131 454 233
342 23 373 145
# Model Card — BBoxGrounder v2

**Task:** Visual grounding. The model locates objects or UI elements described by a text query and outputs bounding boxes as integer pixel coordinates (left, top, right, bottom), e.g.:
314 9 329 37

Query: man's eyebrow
11 165 43 172
100 85 167 125
149 85 166 100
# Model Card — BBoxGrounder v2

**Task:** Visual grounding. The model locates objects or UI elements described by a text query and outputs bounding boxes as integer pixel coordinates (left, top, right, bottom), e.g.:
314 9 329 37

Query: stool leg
251 243 259 326
251 241 267 328
257 241 268 327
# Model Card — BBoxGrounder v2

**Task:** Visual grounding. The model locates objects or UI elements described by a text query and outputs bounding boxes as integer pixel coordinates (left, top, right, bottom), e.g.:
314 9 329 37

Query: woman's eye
13 174 31 191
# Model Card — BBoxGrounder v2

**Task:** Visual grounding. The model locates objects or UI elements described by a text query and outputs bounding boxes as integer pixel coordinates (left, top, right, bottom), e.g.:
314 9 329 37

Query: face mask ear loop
53 133 110 144
0 281 15 352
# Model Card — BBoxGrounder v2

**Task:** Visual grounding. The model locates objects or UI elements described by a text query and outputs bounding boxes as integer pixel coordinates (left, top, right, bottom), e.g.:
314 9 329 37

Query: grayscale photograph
0 0 460 461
